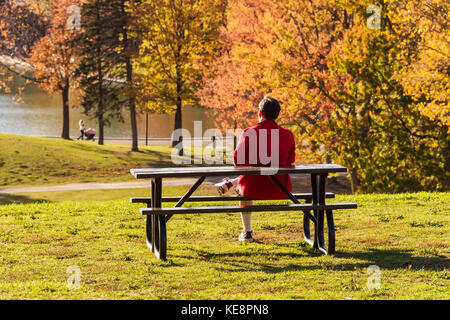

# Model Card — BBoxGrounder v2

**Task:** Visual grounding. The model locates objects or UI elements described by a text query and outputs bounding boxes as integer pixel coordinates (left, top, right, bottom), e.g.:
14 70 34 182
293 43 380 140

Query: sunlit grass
0 191 448 299
0 133 175 187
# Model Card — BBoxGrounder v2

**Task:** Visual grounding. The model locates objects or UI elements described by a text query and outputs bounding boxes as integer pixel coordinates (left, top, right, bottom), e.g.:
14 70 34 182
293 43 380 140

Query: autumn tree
0 0 48 58
27 0 82 139
198 0 351 156
198 0 449 192
130 0 226 151
391 0 449 129
320 0 448 192
0 0 48 95
0 0 80 139
197 0 266 133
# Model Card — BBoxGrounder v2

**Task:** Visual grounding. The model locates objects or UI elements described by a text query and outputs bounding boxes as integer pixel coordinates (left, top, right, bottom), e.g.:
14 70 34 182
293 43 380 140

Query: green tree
78 0 126 145
120 0 140 152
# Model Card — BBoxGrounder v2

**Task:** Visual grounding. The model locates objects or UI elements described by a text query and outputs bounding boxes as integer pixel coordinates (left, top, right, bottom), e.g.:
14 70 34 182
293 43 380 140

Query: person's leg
239 200 254 242
240 200 252 231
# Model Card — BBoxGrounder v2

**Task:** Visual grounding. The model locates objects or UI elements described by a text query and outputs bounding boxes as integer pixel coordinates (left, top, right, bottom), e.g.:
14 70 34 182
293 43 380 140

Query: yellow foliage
391 0 450 129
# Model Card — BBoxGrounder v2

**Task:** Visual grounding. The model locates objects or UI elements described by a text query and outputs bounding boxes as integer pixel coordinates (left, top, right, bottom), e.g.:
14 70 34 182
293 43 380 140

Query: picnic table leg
303 197 314 247
147 178 167 261
145 180 156 253
326 209 336 254
311 173 336 255
311 174 319 249
317 174 327 254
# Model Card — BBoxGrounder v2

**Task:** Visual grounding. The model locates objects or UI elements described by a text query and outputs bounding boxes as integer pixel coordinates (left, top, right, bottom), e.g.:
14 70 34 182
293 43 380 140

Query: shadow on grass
180 245 448 273
64 140 120 156
68 140 168 159
127 148 178 167
69 142 177 168
0 194 51 205
334 248 450 271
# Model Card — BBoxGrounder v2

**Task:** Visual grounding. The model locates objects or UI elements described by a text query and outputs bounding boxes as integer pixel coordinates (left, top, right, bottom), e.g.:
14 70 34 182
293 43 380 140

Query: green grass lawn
0 133 176 187
0 190 448 299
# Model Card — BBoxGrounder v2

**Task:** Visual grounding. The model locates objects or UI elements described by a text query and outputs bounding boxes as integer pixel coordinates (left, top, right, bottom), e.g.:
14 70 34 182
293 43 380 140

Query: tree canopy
0 0 448 192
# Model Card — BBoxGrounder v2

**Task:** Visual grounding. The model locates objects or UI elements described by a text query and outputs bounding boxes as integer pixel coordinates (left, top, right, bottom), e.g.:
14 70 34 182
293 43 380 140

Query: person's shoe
234 185 242 196
238 230 254 243
214 177 234 196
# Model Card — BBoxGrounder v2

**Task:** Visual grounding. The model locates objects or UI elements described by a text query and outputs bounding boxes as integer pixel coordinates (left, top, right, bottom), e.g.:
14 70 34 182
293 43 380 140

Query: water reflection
0 87 216 138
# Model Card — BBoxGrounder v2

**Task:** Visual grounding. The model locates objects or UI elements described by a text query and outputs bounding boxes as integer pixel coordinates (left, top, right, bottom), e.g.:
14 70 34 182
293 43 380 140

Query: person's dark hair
258 96 281 120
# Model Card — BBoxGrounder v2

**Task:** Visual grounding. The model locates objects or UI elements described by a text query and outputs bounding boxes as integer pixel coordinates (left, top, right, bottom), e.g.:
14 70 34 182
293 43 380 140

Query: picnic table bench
130 165 357 261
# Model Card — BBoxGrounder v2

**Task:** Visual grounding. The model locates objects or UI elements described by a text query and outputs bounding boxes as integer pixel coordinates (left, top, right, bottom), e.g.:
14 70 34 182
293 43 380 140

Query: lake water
0 85 216 139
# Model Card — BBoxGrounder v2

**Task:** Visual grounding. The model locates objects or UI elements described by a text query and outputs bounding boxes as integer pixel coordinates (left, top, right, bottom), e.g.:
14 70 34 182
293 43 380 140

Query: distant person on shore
77 120 85 140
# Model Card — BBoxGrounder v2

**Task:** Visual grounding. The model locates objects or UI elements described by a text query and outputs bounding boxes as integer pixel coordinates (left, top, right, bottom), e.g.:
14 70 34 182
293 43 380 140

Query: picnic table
130 165 357 261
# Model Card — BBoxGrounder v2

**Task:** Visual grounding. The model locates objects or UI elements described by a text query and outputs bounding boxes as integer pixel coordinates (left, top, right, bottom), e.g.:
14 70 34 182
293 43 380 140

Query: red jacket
234 119 296 200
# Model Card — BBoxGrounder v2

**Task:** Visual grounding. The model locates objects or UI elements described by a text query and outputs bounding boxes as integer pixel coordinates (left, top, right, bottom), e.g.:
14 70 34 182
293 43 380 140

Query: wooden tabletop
130 164 348 179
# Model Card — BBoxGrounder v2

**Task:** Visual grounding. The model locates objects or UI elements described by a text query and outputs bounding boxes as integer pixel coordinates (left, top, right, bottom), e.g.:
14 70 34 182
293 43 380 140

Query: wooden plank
140 202 357 215
130 192 335 204
130 164 348 179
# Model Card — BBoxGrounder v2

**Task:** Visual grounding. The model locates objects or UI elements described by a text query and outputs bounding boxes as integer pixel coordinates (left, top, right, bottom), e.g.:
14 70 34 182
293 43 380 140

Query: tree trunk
61 81 70 140
98 114 104 145
97 49 104 145
173 99 183 143
121 0 138 152
96 2 104 146
97 80 104 145
350 170 360 194
173 100 183 155
442 126 450 189
172 76 183 155
126 58 138 152
233 119 237 150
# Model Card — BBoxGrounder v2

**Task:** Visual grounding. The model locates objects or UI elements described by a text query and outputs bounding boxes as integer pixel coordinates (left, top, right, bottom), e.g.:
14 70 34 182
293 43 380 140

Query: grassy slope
0 190 448 299
0 133 175 187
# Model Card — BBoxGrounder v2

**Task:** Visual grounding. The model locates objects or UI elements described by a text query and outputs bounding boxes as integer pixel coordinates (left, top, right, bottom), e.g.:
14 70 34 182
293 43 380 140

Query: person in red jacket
215 96 296 243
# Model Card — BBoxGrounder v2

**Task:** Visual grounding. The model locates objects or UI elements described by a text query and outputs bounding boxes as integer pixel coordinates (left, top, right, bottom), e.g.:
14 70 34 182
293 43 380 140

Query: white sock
240 212 252 233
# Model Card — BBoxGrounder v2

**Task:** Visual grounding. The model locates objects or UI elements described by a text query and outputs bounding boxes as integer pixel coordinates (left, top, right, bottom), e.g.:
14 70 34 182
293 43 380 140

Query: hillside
0 133 175 187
